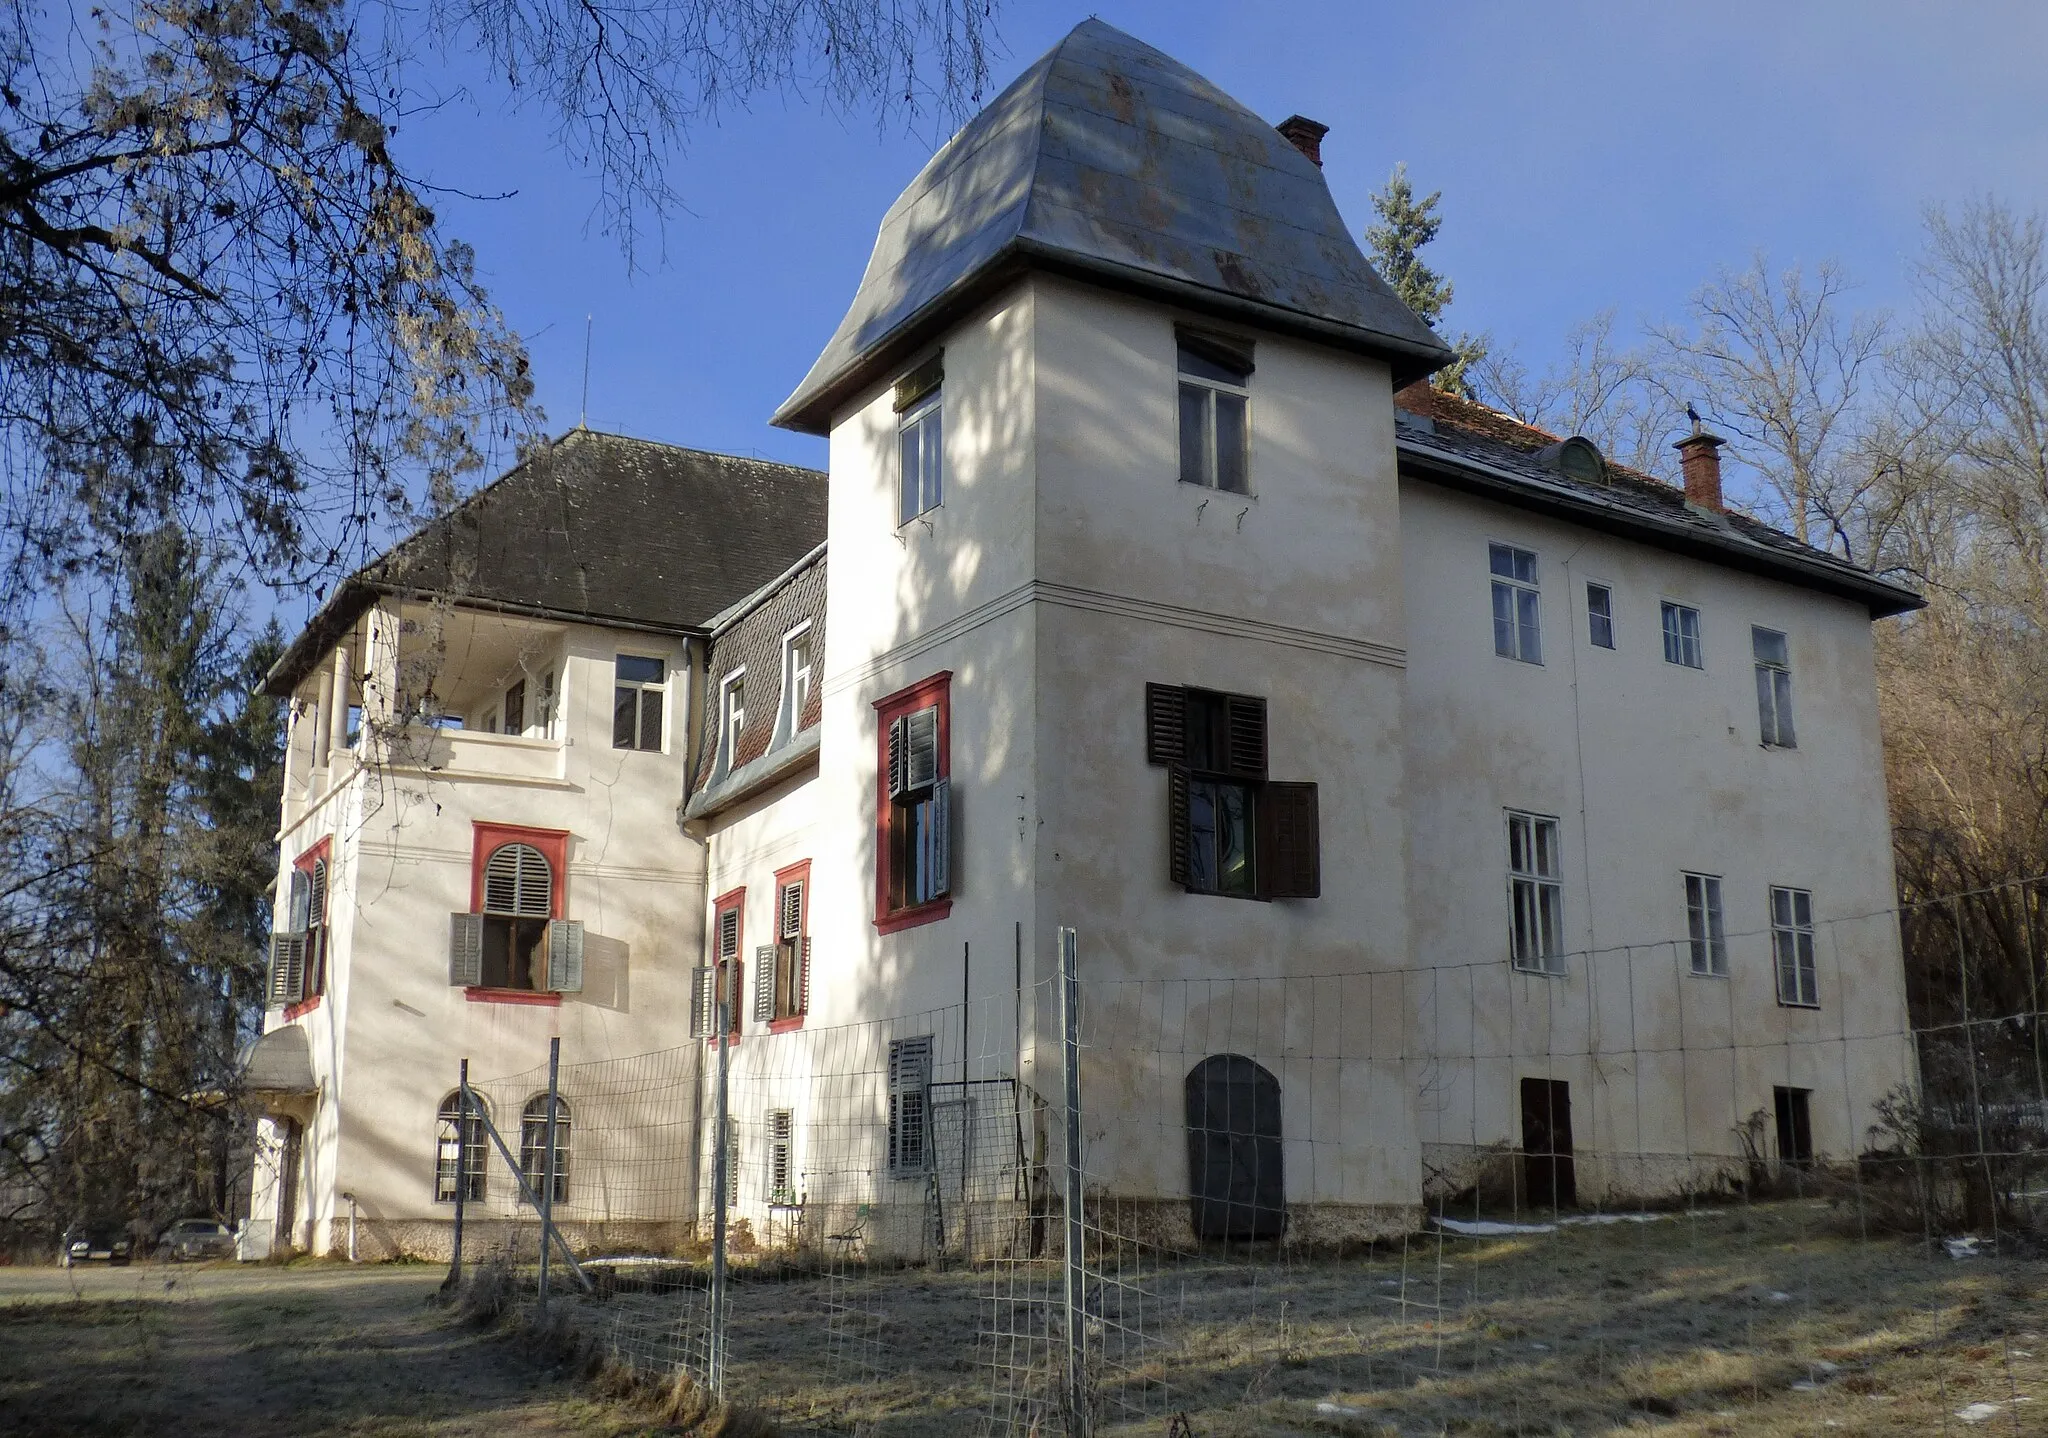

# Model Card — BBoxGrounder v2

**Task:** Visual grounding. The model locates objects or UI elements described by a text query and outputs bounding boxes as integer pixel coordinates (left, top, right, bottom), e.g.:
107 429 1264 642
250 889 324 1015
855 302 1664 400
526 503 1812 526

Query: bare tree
1474 310 1682 479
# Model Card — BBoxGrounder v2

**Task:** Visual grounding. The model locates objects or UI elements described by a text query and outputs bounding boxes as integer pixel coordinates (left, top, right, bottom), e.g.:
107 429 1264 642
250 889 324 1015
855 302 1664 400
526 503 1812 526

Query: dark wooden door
1773 1086 1813 1168
1520 1077 1576 1210
1185 1054 1285 1240
276 1118 303 1251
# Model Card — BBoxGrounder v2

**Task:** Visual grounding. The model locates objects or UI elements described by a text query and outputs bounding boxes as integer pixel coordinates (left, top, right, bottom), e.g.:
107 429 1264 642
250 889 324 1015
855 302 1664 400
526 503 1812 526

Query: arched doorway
1184 1054 1284 1240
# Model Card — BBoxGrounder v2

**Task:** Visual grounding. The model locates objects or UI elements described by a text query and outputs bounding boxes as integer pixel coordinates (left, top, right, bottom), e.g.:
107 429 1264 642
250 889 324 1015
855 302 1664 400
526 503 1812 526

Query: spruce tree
1366 164 1489 397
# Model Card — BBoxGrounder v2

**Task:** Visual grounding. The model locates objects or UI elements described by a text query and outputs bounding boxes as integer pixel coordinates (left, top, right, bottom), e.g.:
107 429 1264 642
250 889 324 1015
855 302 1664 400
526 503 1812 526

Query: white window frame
539 668 558 740
1684 872 1728 977
715 668 746 775
898 388 943 525
1490 543 1542 664
1506 810 1565 974
1771 885 1819 1008
614 654 667 752
1176 343 1252 494
1585 581 1615 650
772 623 814 749
1660 600 1704 669
1753 626 1796 748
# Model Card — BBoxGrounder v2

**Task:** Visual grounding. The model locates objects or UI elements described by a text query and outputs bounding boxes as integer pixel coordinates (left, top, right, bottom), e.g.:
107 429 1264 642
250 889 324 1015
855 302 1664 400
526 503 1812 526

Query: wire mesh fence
449 882 2048 1436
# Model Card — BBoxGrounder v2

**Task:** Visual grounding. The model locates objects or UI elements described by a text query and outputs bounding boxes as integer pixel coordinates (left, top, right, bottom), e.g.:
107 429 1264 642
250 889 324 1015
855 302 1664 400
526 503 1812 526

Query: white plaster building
245 20 1920 1257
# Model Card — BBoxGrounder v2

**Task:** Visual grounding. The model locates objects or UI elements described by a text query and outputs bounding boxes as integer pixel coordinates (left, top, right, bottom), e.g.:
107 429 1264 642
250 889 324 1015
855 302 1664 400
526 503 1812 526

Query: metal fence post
450 1057 469 1288
538 1036 561 1311
1058 925 1089 1438
709 985 732 1394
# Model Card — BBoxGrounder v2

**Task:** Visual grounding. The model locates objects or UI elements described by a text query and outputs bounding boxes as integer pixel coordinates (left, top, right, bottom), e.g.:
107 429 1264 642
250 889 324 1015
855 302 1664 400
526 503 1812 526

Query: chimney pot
1276 115 1330 168
1674 425 1728 513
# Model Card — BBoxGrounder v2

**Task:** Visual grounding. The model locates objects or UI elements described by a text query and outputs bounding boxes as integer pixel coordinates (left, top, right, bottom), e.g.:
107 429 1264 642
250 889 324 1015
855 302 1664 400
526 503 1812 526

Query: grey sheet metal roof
1394 397 1922 619
265 431 827 696
772 19 1454 434
240 1025 316 1099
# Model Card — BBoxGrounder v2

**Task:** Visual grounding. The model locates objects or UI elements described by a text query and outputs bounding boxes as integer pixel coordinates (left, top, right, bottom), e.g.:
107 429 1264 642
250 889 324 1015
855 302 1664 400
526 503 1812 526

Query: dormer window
716 671 746 774
1176 330 1252 494
895 355 943 526
773 625 813 747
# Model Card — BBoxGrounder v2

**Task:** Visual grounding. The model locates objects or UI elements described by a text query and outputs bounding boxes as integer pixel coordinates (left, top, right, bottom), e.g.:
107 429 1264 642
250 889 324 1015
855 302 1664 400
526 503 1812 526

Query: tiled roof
265 431 828 695
689 545 828 798
1394 386 1922 618
773 19 1453 434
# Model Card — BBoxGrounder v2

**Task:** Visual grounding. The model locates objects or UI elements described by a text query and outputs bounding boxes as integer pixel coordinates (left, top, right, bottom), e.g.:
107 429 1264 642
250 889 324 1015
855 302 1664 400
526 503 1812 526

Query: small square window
1660 602 1703 668
1490 544 1542 663
1586 583 1614 649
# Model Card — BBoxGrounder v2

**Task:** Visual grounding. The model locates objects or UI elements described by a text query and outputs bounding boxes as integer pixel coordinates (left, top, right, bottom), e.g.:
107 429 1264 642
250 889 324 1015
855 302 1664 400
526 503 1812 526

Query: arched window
480 843 553 989
519 1094 571 1204
435 1091 489 1203
1184 1054 1284 1241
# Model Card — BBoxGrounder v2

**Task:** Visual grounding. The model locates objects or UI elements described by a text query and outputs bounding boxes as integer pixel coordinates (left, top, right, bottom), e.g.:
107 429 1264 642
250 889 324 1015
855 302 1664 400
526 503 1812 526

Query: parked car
157 1217 235 1262
60 1221 134 1267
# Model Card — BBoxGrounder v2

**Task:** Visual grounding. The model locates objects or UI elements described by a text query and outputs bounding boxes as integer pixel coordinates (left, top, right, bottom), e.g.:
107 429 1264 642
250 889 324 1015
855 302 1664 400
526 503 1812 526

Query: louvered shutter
717 906 739 961
753 945 776 1023
283 934 307 1003
483 844 553 917
308 858 329 928
887 715 908 799
1258 782 1321 900
904 707 939 792
929 777 952 897
1166 765 1193 888
1145 684 1187 766
268 933 307 1006
690 965 714 1037
798 937 811 1016
287 869 312 933
780 881 804 940
449 912 484 986
547 920 584 992
1224 694 1268 779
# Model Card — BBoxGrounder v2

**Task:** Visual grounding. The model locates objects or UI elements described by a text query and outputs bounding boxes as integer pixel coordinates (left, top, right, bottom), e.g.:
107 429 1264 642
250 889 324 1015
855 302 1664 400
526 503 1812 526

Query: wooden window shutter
798 937 811 1016
269 933 307 1006
930 777 952 897
905 707 940 792
484 843 553 917
1145 683 1187 766
717 906 740 962
448 913 483 987
547 920 584 992
1166 765 1193 888
893 353 944 412
1259 782 1321 899
753 945 776 1023
780 881 804 939
887 714 908 799
308 858 329 929
1224 694 1268 779
690 965 714 1037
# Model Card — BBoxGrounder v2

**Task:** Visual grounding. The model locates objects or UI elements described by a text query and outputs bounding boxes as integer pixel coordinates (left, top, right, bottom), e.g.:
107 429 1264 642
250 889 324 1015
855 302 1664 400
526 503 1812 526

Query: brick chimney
1276 115 1329 168
1674 422 1727 513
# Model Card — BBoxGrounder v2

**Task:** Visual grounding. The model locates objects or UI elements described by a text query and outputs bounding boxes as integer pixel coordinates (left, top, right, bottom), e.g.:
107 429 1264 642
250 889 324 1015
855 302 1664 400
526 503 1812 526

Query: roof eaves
1397 436 1924 619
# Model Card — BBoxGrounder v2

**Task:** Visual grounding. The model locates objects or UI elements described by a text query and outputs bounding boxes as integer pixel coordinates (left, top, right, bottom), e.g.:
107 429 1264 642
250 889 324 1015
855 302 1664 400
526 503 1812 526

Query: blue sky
399 2 2046 495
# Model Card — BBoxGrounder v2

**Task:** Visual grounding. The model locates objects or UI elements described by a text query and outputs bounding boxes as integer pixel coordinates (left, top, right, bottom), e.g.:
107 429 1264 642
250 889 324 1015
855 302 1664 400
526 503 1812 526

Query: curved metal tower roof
772 19 1454 434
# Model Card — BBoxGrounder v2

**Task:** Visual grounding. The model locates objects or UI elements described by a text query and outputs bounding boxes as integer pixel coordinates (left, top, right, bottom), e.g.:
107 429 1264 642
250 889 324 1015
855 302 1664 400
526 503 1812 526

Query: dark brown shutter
1224 694 1267 779
1259 781 1320 899
1166 764 1193 888
1145 684 1187 766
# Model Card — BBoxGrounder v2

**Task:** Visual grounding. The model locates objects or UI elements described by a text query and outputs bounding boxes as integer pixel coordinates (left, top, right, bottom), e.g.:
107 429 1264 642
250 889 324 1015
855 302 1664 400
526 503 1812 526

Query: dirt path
0 1264 627 1438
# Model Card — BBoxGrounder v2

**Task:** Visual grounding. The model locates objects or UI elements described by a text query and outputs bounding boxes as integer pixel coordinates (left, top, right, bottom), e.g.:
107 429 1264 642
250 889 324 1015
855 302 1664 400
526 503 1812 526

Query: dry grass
558 1198 2047 1435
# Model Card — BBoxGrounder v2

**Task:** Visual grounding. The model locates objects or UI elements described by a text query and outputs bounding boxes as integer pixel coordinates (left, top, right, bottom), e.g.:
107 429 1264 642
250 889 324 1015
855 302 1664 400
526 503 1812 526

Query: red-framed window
274 837 332 1018
873 672 953 934
765 860 811 1031
456 822 571 1004
696 887 746 1038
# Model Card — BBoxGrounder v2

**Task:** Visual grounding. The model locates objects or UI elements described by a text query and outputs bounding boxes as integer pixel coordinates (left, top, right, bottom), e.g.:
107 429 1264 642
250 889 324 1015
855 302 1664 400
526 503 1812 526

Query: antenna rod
580 313 593 430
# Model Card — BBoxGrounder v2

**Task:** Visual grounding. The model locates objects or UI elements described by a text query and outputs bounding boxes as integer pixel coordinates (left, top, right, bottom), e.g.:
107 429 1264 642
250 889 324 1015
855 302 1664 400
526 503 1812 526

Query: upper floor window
268 844 330 1008
614 655 665 751
754 865 810 1024
1661 602 1703 668
715 670 747 774
1146 683 1319 901
774 626 813 746
1507 810 1564 973
1684 872 1728 976
1586 583 1615 649
1176 332 1251 494
693 894 746 1037
896 355 944 526
539 669 558 740
1771 885 1818 1007
503 680 525 737
874 675 953 930
1489 544 1541 663
1753 627 1796 748
448 829 581 994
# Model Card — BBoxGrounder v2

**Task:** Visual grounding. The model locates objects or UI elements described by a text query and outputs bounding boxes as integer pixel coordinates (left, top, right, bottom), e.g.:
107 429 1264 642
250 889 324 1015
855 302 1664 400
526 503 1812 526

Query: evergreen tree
1366 164 1489 397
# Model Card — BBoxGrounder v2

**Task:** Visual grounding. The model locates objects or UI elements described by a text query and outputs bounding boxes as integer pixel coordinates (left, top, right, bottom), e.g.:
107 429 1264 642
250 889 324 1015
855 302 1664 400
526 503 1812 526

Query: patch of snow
1791 1380 1822 1392
1314 1402 1365 1417
1769 1291 1793 1303
1530 1342 1551 1352
1956 1401 2004 1424
1433 1217 1556 1236
1945 1235 1987 1260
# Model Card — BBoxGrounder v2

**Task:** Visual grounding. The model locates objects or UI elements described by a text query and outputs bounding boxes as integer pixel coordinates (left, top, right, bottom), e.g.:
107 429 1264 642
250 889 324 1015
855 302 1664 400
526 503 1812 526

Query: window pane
1513 549 1537 585
617 655 663 684
1538 883 1563 960
1215 783 1253 896
899 423 922 525
1489 543 1516 579
1492 583 1516 658
1588 585 1614 648
613 688 637 748
1188 782 1219 891
639 688 663 752
921 405 944 512
1752 627 1788 666
1177 344 1250 386
1508 813 1530 874
1214 392 1248 494
1517 589 1542 664
1179 384 1210 486
1774 669 1795 747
